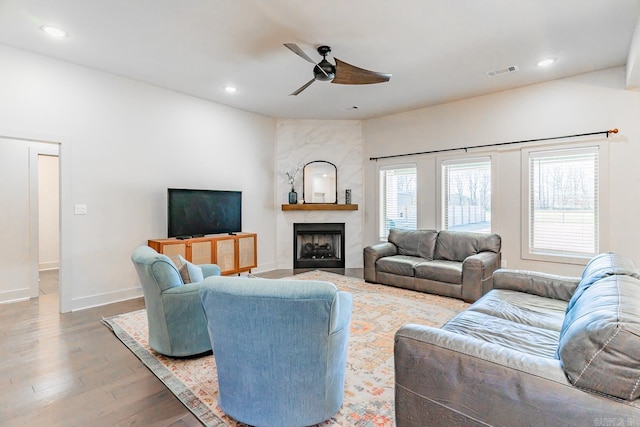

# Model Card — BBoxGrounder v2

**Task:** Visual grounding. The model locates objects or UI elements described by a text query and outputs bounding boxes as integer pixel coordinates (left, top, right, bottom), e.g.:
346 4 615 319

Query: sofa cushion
414 260 462 284
376 255 423 277
558 275 640 400
388 228 438 260
434 230 501 262
565 252 640 314
442 309 560 358
469 289 567 332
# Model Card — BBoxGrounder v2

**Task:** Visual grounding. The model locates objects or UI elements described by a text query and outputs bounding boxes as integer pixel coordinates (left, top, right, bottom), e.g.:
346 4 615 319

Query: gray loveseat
394 252 640 426
364 229 502 303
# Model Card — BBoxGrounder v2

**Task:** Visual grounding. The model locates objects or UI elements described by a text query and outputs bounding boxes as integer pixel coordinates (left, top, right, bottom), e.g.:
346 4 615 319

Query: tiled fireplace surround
276 120 364 269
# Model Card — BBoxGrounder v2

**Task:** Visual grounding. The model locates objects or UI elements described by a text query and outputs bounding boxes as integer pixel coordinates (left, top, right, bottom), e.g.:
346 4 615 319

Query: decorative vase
288 189 298 204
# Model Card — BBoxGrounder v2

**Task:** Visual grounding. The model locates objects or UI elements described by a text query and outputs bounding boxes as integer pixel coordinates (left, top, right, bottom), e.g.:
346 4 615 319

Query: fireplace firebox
293 223 345 269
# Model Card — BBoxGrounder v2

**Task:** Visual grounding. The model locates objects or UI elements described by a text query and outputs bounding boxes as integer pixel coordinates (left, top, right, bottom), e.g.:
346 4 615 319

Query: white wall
276 120 364 269
364 67 640 276
0 44 276 311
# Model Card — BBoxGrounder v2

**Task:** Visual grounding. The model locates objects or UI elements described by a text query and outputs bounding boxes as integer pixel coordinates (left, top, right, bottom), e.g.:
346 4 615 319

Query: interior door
0 138 34 300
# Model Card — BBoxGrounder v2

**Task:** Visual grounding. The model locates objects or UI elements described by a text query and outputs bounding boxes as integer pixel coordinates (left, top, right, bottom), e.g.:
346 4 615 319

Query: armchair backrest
131 245 183 294
199 276 353 427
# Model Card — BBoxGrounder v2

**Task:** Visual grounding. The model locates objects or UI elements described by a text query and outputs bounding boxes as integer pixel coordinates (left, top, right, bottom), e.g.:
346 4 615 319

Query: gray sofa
394 252 640 426
364 229 502 303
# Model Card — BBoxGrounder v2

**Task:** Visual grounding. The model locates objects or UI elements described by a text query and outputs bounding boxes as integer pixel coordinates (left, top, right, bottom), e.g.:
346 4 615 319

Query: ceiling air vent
486 65 519 77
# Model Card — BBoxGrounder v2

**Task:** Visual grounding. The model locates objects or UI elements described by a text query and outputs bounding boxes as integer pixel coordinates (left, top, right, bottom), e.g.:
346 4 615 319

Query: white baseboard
39 261 60 271
251 261 276 274
0 287 32 305
71 286 143 311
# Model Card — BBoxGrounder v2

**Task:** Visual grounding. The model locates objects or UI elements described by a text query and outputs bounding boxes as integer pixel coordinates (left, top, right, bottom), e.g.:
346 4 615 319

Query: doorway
0 137 62 308
37 153 60 295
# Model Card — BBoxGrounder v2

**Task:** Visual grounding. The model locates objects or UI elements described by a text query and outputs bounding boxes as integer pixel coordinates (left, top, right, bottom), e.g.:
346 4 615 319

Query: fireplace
293 223 345 269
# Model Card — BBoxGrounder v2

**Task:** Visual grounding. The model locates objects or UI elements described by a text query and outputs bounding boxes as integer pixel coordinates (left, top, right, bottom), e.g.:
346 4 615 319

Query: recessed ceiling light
41 25 67 38
223 86 237 94
536 58 556 67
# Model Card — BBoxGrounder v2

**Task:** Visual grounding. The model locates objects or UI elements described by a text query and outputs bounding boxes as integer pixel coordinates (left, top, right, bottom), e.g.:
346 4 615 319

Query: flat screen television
167 189 242 238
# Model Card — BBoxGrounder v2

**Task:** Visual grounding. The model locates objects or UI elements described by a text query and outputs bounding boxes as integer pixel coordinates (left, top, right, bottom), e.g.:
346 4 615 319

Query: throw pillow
177 255 204 284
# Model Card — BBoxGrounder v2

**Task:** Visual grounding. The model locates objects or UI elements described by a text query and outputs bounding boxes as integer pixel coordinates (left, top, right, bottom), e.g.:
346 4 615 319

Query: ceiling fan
284 43 391 95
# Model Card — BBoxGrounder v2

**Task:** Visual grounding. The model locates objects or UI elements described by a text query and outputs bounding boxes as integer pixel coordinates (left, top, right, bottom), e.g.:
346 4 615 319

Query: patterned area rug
103 271 469 426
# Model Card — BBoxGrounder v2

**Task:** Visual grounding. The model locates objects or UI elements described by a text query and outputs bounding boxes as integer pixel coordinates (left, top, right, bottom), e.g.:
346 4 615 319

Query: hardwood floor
38 269 59 295
0 268 363 426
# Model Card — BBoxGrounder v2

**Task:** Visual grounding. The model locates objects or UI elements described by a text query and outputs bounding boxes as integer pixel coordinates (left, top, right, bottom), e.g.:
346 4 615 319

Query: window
441 157 492 233
524 146 599 260
379 165 417 240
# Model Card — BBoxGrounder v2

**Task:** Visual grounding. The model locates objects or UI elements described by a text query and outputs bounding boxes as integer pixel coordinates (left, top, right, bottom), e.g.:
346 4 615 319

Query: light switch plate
74 204 87 215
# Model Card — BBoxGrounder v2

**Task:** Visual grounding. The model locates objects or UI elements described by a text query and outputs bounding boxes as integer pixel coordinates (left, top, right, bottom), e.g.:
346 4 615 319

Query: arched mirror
303 161 337 204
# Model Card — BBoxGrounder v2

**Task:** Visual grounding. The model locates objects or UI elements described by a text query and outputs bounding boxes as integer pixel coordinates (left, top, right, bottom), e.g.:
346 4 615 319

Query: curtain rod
369 128 619 161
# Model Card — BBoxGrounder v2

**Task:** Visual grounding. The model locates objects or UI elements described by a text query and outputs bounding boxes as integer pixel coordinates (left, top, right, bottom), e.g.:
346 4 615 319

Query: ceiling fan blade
284 43 316 64
332 58 392 85
290 78 316 96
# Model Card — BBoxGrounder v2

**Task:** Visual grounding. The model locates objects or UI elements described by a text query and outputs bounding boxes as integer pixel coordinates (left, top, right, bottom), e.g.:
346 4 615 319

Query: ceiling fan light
536 58 556 67
41 25 67 38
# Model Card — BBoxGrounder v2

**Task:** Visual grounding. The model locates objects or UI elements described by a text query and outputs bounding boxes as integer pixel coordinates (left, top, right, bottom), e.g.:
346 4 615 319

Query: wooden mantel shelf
281 203 359 211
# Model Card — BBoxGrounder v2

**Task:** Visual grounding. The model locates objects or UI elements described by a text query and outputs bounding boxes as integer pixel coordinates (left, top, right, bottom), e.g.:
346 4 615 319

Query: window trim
520 141 609 265
378 163 418 241
436 154 495 233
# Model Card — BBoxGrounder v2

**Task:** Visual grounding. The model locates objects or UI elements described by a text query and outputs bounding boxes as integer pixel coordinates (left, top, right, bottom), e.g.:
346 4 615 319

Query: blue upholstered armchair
131 245 221 357
199 276 353 427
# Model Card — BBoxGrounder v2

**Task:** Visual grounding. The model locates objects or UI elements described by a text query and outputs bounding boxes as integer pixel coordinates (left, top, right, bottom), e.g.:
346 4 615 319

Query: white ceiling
0 0 639 120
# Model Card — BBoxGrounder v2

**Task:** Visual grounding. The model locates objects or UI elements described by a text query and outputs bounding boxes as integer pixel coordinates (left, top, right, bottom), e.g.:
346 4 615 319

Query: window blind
379 166 417 240
529 147 599 256
442 157 491 233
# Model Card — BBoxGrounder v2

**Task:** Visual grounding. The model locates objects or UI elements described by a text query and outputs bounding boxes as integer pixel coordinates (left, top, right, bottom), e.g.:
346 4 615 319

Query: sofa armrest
160 282 211 352
200 263 222 278
162 282 202 295
394 324 639 427
363 242 398 283
493 269 580 302
461 251 501 302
